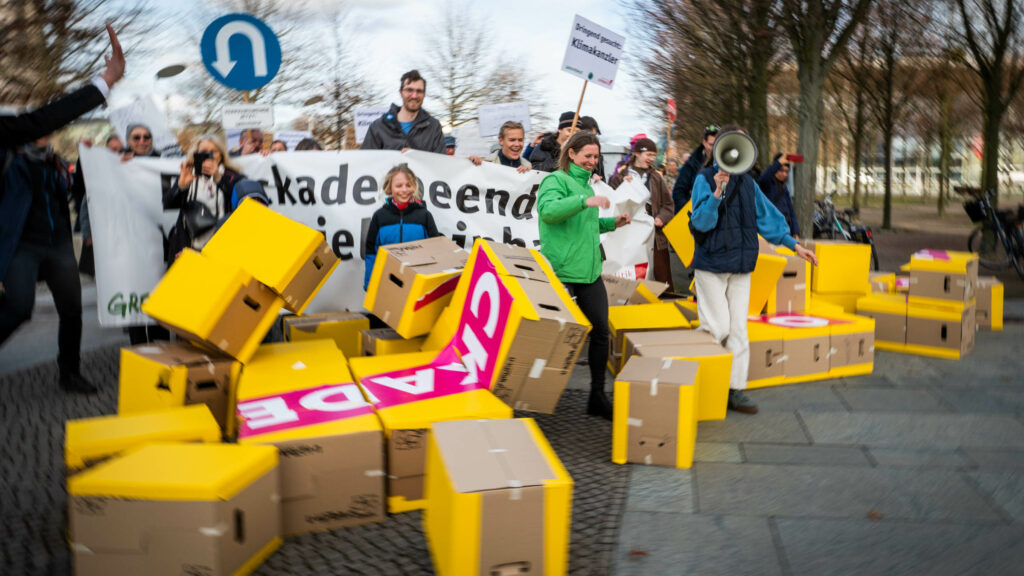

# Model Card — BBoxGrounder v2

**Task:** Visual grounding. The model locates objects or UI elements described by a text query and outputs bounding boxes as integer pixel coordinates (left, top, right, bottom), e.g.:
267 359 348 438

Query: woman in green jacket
538 131 630 419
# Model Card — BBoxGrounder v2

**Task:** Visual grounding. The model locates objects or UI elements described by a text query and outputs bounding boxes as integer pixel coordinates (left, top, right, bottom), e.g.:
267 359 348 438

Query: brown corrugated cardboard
773 255 808 313
273 431 385 535
283 311 369 358
69 464 279 576
388 474 425 503
907 304 976 354
614 357 699 467
830 331 875 369
482 241 552 282
976 276 1003 330
602 275 669 306
749 337 785 381
784 335 831 377
908 262 978 303
857 310 906 344
624 330 717 361
360 328 426 356
118 342 238 432
387 427 429 478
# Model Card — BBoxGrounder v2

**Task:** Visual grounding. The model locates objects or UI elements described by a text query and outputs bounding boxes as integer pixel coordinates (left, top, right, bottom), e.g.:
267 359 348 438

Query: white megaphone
712 131 758 175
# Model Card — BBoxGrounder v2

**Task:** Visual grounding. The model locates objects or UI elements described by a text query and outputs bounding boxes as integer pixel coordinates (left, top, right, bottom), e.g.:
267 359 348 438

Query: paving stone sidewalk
613 301 1024 576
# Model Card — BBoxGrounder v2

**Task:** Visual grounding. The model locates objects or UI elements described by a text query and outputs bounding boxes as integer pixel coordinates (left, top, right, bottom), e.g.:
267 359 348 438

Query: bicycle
958 187 1024 280
813 190 880 270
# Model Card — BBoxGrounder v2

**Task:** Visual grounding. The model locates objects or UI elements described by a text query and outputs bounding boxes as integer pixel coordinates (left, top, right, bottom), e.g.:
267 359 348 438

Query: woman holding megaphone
690 126 817 415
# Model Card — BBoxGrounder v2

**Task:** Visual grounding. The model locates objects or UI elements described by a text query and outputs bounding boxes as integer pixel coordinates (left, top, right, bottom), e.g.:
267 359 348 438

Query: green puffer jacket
537 162 616 284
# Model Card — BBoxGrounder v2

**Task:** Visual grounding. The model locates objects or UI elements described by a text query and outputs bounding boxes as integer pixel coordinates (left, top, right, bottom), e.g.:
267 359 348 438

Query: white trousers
693 270 751 390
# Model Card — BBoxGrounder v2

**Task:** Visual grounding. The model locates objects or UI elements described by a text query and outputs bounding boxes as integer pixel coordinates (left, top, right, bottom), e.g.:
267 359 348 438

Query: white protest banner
561 14 625 89
109 97 180 155
81 150 554 327
477 102 531 138
355 107 390 144
222 103 275 130
597 179 654 279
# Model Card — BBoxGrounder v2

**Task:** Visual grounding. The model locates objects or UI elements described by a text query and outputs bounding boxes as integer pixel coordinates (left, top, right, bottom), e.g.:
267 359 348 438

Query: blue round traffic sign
200 13 282 91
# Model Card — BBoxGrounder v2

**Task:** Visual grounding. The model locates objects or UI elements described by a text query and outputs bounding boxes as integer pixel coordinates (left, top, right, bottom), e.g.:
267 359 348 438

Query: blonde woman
164 135 244 262
362 163 440 290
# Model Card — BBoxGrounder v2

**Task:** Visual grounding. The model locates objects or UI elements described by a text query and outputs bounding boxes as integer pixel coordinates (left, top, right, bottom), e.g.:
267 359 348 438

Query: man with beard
361 70 445 154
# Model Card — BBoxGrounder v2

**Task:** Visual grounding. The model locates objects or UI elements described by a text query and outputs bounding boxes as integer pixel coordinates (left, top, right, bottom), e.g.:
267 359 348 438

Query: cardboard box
767 249 810 314
608 303 691 373
421 304 460 352
118 341 241 434
673 299 700 324
828 313 875 378
68 444 281 576
810 290 868 314
807 240 872 294
602 274 668 306
361 328 426 356
202 198 340 314
65 405 221 473
142 249 284 364
976 276 1004 331
895 274 910 293
635 342 731 422
613 357 700 468
748 252 788 315
490 277 590 413
782 323 831 379
869 272 896 294
907 250 979 304
623 329 717 361
906 300 976 359
662 200 695 267
349 349 513 513
856 293 909 349
235 341 385 535
747 321 786 388
283 311 369 358
425 418 572 576
363 236 469 338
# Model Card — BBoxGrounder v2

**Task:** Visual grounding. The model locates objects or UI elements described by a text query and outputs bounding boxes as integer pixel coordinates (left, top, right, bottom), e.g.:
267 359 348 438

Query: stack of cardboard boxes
858 250 978 359
805 240 873 314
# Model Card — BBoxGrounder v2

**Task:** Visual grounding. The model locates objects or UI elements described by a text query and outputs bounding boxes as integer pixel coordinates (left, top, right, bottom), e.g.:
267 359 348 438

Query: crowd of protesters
0 27 813 420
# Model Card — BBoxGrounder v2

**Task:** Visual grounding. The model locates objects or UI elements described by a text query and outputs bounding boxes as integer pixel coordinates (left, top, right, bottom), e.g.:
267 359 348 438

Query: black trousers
0 240 82 374
564 278 610 392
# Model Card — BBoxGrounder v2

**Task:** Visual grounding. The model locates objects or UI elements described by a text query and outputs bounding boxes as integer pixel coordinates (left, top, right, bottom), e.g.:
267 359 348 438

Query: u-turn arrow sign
201 13 281 91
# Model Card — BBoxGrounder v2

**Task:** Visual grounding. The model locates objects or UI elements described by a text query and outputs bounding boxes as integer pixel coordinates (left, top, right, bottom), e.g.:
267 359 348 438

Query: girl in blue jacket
363 163 440 290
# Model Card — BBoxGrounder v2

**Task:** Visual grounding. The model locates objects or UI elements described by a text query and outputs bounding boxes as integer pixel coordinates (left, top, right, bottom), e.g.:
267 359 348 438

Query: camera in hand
192 151 212 175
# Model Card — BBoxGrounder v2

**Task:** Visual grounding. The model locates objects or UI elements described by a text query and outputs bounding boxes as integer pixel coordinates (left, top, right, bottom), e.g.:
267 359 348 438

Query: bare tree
830 28 872 211
629 0 783 164
861 0 930 229
0 0 147 106
779 0 874 236
951 0 1024 200
422 1 544 129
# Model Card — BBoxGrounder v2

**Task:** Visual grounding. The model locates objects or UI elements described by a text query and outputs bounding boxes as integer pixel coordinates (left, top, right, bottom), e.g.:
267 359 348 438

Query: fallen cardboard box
283 311 369 358
613 357 700 468
602 274 668 306
361 327 426 356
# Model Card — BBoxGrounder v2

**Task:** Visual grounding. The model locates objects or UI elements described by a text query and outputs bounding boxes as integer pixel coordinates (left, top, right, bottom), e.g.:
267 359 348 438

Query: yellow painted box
635 342 731 422
748 252 788 315
364 236 469 339
235 341 385 535
869 272 896 294
65 405 220 473
906 299 976 359
361 327 427 356
142 249 284 364
766 248 810 314
425 418 573 576
662 200 695 267
808 240 872 294
810 290 869 314
613 357 700 468
67 443 282 576
827 313 875 378
608 303 691 374
976 276 1004 331
202 198 340 314
349 351 513 513
856 293 909 351
283 311 369 358
118 341 241 435
907 249 979 304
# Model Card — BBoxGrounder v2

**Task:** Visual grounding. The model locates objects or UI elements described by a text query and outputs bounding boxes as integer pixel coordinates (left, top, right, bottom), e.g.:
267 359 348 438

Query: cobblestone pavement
0 347 628 576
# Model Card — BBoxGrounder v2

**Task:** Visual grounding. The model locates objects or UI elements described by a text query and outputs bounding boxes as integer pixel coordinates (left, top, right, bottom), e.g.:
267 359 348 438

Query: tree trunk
981 85 1003 199
747 64 772 168
938 89 951 216
793 60 827 237
882 123 894 230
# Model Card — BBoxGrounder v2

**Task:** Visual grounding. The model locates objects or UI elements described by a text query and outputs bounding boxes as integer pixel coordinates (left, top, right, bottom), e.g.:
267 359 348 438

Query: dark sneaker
60 372 98 394
727 389 758 414
586 389 613 420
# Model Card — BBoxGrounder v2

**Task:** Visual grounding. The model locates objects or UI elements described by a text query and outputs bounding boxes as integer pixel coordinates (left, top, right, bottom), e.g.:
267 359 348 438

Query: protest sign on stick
560 14 626 130
477 102 531 138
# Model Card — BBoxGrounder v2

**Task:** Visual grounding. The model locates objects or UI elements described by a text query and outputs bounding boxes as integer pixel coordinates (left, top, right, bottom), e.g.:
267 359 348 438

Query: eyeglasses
402 87 425 95
131 134 152 141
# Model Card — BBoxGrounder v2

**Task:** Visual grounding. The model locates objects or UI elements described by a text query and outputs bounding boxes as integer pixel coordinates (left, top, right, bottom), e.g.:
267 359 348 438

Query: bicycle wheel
870 242 880 271
968 226 1008 270
1011 228 1024 280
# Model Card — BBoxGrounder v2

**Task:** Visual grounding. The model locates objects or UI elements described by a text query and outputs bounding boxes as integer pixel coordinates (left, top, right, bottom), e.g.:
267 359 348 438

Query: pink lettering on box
236 383 374 438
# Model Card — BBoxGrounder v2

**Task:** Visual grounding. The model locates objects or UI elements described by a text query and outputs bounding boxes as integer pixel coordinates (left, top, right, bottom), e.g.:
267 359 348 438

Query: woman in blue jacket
690 127 816 415
363 163 441 290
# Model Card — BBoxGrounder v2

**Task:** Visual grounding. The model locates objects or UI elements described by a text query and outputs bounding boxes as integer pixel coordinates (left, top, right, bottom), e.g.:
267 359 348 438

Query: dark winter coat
757 155 800 237
363 198 441 290
360 104 445 154
672 143 708 213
